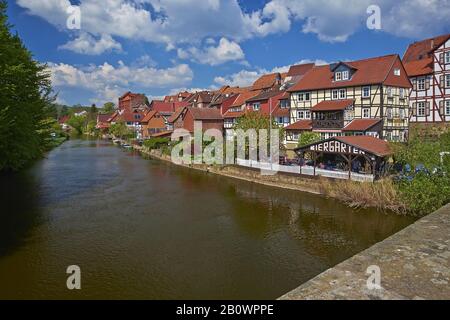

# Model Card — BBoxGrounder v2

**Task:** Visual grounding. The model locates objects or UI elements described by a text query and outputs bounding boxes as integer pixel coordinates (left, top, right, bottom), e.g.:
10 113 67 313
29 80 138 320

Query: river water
0 139 415 299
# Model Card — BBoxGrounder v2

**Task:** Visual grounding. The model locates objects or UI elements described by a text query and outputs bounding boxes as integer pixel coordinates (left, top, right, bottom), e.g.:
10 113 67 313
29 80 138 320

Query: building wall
409 39 450 123
289 84 409 142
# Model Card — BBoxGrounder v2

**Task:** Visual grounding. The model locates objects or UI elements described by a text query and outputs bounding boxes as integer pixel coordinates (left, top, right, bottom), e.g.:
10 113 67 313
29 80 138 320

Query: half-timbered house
403 34 450 124
286 54 411 150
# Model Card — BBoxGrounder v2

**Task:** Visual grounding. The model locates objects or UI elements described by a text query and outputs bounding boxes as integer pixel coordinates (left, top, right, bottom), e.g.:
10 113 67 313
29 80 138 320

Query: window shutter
441 75 445 88
411 103 416 116
413 80 417 90
426 78 430 90
440 53 444 64
426 102 431 116
439 100 444 116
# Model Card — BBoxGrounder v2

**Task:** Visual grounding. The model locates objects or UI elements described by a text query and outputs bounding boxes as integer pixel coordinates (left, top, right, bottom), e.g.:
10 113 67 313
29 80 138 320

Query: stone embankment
279 203 450 300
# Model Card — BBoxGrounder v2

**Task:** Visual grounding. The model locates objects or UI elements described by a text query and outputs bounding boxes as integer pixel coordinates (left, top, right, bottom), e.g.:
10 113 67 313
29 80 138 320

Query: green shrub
143 137 170 150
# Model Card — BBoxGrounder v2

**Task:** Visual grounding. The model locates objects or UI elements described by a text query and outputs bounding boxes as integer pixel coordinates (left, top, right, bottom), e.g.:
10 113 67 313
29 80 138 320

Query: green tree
298 132 321 147
110 120 134 139
0 1 54 171
67 115 87 135
103 102 115 113
90 104 97 114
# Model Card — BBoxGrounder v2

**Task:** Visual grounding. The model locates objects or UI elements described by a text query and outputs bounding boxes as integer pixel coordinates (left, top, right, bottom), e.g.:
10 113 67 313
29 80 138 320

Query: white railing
235 159 374 182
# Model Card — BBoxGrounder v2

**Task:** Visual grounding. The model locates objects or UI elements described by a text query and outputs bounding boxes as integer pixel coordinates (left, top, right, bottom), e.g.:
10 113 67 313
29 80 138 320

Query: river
0 139 416 299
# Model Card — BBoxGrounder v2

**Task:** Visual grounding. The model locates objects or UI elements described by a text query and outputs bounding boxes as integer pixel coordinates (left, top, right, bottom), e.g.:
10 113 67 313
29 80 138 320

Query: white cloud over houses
47 59 193 104
177 38 245 66
214 59 329 87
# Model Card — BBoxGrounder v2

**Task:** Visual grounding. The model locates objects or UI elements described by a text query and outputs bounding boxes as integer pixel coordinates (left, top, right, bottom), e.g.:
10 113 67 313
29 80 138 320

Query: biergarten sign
309 140 366 155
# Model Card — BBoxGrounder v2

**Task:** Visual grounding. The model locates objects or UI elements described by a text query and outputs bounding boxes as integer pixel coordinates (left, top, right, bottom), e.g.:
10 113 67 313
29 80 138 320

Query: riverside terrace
236 135 391 182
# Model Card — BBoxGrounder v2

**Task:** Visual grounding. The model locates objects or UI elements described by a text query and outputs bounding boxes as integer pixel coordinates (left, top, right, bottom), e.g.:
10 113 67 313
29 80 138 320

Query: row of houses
98 33 450 157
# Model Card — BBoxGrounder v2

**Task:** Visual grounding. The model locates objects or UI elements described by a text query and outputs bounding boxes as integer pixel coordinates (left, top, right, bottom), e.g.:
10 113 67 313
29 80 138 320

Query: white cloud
59 33 123 55
47 60 193 104
16 0 450 51
177 38 245 65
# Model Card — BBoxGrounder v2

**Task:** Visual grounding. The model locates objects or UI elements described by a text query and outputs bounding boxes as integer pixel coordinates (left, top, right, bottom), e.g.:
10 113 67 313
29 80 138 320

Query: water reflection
0 139 416 299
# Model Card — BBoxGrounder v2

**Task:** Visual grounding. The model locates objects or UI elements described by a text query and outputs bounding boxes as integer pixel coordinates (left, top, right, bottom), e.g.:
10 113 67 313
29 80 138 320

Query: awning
342 118 382 132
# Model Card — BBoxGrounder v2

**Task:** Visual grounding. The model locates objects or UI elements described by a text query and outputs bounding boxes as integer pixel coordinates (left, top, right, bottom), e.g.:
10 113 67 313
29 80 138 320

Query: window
418 78 426 90
284 117 289 124
446 51 450 64
399 88 405 99
298 92 311 101
386 108 393 119
362 86 370 98
387 87 393 98
446 74 450 88
253 103 260 111
280 100 289 108
446 101 450 116
399 108 405 119
297 110 311 119
332 90 338 100
278 117 283 124
417 102 426 116
362 108 370 118
335 72 342 81
342 70 349 80
394 68 401 76
339 89 346 99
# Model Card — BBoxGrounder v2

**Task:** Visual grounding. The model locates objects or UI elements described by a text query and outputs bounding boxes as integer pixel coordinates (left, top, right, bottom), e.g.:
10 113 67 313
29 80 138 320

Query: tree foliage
102 102 115 113
298 132 321 147
0 1 54 171
109 121 134 139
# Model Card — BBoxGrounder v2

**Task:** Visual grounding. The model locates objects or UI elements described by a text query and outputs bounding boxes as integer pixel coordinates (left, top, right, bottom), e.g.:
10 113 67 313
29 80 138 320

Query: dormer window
394 68 401 76
335 72 342 81
253 103 260 111
342 70 349 80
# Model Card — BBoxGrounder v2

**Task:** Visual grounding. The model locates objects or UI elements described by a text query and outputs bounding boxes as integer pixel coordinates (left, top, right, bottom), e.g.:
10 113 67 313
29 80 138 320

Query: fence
235 159 374 182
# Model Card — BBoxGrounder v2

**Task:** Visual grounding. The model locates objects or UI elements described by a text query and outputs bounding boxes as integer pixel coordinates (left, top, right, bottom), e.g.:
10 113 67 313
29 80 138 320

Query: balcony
312 111 345 130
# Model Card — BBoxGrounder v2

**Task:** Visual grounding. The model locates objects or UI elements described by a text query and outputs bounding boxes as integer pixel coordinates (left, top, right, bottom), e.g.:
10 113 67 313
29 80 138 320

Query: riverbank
279 203 450 300
132 145 406 214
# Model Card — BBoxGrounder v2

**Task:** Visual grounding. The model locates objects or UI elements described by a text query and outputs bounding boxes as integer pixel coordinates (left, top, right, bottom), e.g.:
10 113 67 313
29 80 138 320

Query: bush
298 132 321 147
143 137 170 150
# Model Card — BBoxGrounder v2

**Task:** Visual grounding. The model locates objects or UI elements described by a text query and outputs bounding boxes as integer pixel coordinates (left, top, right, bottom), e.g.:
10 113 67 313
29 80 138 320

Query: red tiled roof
189 107 223 120
288 55 411 92
223 110 245 119
97 113 113 123
231 90 261 107
142 110 158 123
285 120 312 131
246 89 283 103
58 115 70 124
151 131 173 138
403 57 434 77
118 111 145 123
252 73 280 90
403 34 450 63
342 118 382 132
167 106 186 123
336 136 391 157
311 99 355 112
287 63 315 77
150 100 175 113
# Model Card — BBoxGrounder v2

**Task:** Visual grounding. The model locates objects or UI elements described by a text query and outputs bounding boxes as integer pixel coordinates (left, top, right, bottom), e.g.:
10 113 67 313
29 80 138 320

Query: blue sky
7 0 450 106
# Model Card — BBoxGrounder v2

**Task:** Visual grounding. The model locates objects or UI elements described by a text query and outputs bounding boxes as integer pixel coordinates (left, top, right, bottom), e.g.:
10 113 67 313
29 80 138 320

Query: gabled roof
311 99 355 112
252 73 281 91
189 107 223 120
287 63 315 77
342 118 382 132
97 113 113 123
288 55 411 92
403 34 450 63
223 110 245 119
285 120 313 131
167 106 186 123
246 89 283 103
150 100 175 113
403 57 434 77
230 90 261 107
142 110 158 123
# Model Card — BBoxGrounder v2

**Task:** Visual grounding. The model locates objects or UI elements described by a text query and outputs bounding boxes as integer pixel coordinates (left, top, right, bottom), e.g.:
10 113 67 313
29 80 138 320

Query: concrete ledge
279 204 450 300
